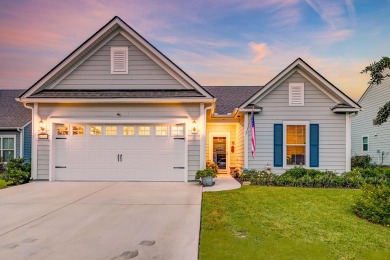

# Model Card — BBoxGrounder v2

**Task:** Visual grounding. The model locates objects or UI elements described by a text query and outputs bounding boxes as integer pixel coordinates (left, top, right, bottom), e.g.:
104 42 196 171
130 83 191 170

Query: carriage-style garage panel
54 124 186 181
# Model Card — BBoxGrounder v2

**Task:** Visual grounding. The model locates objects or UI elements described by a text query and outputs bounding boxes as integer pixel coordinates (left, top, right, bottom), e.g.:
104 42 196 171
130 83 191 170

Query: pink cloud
249 42 271 62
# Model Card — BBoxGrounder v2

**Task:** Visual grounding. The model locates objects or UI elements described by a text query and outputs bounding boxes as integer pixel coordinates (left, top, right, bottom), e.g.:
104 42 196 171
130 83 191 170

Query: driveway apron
0 182 202 260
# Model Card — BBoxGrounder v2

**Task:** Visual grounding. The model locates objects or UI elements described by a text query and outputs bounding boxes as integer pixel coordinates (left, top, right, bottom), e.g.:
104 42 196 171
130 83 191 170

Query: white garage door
54 124 186 181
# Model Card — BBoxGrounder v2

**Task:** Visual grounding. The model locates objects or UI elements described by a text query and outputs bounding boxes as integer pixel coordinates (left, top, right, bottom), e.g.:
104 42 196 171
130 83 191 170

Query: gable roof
0 90 31 128
240 58 361 111
203 86 261 114
19 16 213 101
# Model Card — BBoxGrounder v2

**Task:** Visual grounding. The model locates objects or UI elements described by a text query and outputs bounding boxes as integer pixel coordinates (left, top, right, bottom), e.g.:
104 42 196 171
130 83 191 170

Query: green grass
0 179 10 189
200 186 390 260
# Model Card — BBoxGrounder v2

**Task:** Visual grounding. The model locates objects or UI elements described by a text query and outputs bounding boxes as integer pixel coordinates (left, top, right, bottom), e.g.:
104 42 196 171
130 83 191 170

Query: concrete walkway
202 174 241 192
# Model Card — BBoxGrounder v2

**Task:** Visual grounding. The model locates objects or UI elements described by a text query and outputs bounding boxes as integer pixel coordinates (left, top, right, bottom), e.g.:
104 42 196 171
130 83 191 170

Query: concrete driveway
0 182 202 260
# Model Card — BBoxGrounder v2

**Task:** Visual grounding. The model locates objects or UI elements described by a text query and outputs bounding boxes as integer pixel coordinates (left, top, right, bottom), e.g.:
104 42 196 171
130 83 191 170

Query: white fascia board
332 108 361 113
19 98 214 104
21 19 118 98
238 108 262 113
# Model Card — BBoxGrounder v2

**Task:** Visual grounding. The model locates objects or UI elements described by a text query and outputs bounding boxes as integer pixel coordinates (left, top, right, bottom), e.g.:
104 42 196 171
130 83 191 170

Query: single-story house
18 16 360 181
0 90 32 163
351 72 390 165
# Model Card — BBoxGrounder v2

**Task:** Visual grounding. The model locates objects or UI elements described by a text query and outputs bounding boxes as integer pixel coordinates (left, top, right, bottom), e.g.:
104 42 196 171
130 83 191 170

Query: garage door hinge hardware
117 154 123 162
55 166 67 168
173 167 185 169
56 137 67 139
174 137 185 140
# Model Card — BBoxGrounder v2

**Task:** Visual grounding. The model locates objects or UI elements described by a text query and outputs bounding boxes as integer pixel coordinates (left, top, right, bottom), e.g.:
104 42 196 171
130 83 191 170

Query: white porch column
244 112 249 169
346 113 352 172
199 103 206 169
31 103 38 180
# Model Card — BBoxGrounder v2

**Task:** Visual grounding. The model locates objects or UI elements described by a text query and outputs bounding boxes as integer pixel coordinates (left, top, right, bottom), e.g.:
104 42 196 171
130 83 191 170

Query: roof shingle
0 90 31 128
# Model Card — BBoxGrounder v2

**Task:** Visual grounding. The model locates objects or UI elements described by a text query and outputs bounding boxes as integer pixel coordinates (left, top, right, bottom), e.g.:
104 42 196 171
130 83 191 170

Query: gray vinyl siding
352 75 390 166
249 71 347 174
23 122 32 163
53 34 185 90
0 130 21 159
37 103 200 181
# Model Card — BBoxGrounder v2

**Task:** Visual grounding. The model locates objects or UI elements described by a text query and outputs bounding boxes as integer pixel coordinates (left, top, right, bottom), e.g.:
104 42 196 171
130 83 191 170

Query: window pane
156 126 168 136
287 146 305 165
362 137 368 144
171 126 184 136
90 126 102 136
123 126 134 136
105 126 117 136
72 126 85 136
2 138 14 149
363 144 368 151
138 126 150 136
2 150 14 162
57 125 69 136
287 125 306 144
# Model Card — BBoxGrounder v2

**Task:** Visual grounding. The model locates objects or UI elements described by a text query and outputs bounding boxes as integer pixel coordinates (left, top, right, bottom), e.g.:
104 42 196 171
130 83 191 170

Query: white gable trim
20 17 213 99
19 98 213 104
241 59 359 109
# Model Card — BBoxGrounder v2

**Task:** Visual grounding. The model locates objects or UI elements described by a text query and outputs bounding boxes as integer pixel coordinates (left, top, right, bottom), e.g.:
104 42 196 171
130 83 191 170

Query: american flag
250 112 256 159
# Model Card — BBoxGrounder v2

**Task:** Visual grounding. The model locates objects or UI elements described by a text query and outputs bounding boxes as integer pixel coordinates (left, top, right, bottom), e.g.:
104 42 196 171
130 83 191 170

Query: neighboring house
0 90 32 163
18 17 360 181
351 73 390 166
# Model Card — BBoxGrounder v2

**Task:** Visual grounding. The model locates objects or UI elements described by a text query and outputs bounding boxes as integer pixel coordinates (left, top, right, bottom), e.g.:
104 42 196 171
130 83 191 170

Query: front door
212 136 229 173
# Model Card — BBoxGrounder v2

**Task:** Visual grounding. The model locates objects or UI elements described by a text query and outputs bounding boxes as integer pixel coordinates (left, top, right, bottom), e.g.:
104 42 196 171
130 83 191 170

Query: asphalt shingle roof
203 86 262 114
0 90 31 128
30 89 205 98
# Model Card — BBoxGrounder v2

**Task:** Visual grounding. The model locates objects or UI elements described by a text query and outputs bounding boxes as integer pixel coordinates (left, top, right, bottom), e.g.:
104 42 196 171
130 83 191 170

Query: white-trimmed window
0 136 16 162
138 126 150 136
105 126 117 136
289 83 304 106
283 121 309 167
123 126 135 136
111 47 128 74
155 126 168 136
362 136 369 152
171 125 184 136
72 125 85 136
90 126 102 136
57 125 69 136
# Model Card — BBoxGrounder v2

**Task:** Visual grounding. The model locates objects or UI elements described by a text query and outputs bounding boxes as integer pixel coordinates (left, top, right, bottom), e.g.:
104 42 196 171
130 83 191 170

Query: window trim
171 125 185 137
57 125 69 136
72 125 85 136
105 126 118 136
283 121 310 168
138 126 151 136
155 125 168 137
0 135 16 163
110 46 128 74
89 125 103 136
123 126 135 136
362 135 369 152
289 83 304 106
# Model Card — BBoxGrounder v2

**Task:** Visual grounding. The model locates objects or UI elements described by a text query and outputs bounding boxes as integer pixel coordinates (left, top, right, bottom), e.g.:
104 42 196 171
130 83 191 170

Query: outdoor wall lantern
38 119 49 139
191 119 198 135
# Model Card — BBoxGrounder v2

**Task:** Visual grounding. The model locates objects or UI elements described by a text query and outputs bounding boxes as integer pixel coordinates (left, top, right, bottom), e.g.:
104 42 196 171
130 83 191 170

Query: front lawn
200 186 390 259
0 179 10 189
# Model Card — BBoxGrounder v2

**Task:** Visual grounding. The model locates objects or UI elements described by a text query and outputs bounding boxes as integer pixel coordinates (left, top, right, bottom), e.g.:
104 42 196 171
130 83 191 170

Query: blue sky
0 0 389 100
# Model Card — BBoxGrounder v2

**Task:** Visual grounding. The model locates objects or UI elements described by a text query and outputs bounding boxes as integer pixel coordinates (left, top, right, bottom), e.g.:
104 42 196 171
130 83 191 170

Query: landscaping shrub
353 184 390 226
351 155 374 169
1 158 31 185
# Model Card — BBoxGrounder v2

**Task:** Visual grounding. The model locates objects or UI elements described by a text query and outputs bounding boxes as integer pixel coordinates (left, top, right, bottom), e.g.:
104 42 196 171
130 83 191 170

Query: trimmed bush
353 184 390 226
1 158 31 185
351 155 374 169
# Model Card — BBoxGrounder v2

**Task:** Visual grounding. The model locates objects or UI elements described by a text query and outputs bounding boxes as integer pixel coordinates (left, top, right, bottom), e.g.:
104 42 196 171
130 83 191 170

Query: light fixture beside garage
191 119 198 135
38 119 49 139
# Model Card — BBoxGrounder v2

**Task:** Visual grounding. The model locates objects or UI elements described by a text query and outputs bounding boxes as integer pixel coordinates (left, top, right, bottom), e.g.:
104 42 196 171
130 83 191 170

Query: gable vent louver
111 47 128 74
289 83 304 106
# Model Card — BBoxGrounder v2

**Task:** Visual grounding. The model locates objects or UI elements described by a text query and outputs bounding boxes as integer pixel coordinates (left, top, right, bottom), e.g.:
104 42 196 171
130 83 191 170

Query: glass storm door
213 137 227 173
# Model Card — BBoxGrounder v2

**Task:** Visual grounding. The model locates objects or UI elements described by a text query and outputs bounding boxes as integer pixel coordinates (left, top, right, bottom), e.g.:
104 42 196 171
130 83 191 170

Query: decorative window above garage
289 83 304 106
111 47 128 74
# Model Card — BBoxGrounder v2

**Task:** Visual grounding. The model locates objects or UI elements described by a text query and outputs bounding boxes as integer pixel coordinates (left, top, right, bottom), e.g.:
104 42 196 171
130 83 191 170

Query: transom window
171 125 184 136
105 126 117 136
155 126 168 136
362 136 369 151
123 126 135 136
286 125 307 166
138 126 150 136
72 126 85 136
90 126 102 136
0 136 15 162
57 125 69 136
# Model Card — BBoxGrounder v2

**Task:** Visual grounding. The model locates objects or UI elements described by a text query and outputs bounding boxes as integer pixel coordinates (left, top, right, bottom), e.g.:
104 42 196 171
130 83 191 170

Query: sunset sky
0 0 389 100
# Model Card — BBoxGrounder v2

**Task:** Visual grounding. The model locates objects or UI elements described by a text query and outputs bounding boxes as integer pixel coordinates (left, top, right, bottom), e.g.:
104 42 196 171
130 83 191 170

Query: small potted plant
196 168 217 186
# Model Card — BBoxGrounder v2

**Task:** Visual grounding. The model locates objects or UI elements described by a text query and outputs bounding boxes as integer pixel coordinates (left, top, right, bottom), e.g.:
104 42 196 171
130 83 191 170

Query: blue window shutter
274 124 283 167
310 124 319 167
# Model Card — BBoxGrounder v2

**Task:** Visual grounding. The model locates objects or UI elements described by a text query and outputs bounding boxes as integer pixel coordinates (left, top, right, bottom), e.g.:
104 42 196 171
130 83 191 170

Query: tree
361 56 390 125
